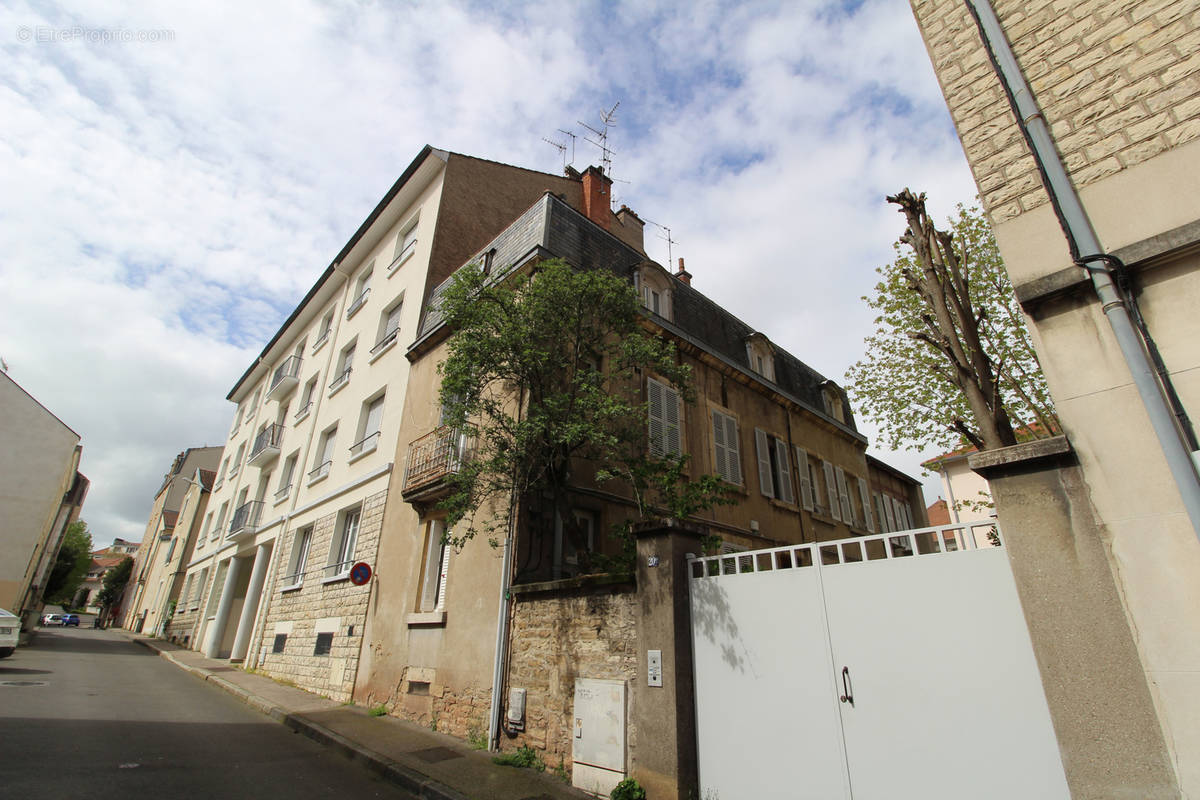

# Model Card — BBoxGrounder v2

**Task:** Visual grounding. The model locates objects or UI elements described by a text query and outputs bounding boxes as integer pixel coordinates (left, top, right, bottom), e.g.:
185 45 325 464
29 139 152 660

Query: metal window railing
270 355 302 392
249 423 283 460
346 288 370 319
328 367 351 392
349 431 380 458
370 327 399 355
308 460 331 483
402 426 475 492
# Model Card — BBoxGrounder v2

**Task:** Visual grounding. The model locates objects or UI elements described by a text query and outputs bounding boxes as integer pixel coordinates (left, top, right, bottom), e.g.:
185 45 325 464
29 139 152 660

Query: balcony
402 426 474 501
247 424 283 467
228 500 264 540
267 355 302 401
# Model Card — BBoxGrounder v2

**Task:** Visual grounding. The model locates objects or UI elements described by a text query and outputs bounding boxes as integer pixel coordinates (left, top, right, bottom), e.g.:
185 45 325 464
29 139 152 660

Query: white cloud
0 0 979 545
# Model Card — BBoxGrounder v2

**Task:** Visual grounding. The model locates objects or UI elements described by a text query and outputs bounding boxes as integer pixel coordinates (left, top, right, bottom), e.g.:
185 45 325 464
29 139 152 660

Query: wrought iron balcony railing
247 423 284 467
228 500 264 539
268 355 302 400
402 426 475 497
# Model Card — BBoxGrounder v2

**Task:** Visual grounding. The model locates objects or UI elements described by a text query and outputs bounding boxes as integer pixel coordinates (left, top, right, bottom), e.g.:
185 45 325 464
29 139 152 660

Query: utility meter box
572 678 626 797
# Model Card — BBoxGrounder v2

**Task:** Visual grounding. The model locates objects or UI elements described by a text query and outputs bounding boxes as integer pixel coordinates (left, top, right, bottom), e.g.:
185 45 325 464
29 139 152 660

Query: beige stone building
122 447 221 631
0 370 89 631
911 0 1200 795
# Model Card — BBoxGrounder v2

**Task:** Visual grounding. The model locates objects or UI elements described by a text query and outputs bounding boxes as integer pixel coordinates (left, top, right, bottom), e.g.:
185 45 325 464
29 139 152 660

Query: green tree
436 258 732 568
43 520 93 605
847 191 1059 453
97 556 133 611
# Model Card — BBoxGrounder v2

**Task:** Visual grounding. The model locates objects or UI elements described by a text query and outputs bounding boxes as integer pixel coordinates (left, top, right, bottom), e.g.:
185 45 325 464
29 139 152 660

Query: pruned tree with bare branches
847 190 1059 453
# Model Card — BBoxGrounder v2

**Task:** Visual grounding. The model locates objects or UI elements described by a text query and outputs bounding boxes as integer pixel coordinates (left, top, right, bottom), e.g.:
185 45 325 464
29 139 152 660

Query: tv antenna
557 129 577 165
643 218 678 267
579 101 619 173
542 137 567 171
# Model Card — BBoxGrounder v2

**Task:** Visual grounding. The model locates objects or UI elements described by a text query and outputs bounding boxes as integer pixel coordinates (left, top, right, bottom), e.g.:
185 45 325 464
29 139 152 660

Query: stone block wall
164 562 217 647
501 583 638 776
911 0 1200 223
255 489 386 702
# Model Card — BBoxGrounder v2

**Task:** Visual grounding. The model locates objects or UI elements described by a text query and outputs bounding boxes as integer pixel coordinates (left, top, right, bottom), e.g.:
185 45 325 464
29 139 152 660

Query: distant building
0 371 89 631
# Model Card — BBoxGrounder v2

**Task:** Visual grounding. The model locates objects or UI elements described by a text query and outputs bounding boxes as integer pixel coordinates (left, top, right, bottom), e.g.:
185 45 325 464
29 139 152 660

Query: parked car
41 613 63 626
62 614 80 627
0 608 18 658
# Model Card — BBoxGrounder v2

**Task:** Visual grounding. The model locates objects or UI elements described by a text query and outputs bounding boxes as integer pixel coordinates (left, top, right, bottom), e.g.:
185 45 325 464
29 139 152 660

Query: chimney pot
675 257 692 286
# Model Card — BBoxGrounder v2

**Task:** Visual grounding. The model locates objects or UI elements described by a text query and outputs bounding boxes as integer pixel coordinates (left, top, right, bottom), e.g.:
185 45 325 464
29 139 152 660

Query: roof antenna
579 101 619 174
642 218 678 267
557 129 577 166
542 136 567 172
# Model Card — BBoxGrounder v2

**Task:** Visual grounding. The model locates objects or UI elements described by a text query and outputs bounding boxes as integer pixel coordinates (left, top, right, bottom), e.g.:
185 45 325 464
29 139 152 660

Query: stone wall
255 489 386 702
502 581 638 776
911 0 1200 223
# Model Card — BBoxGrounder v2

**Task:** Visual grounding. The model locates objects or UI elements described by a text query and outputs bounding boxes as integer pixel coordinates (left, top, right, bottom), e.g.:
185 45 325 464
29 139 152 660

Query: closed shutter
711 410 741 484
648 378 681 457
773 440 794 504
421 521 445 612
883 495 897 531
823 461 840 521
755 428 774 498
858 478 874 531
835 467 853 523
364 396 385 438
435 540 450 611
795 447 814 511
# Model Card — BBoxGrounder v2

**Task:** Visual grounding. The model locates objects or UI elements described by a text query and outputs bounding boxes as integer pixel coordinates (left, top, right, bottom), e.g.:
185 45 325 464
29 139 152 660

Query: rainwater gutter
965 0 1200 539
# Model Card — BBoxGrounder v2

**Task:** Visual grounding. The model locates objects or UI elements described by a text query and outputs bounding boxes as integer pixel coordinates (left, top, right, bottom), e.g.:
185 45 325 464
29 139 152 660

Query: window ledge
280 582 303 593
307 472 329 488
347 445 377 466
768 497 799 511
312 336 329 356
322 572 350 585
368 336 397 364
294 408 311 425
388 247 416 276
328 378 349 398
406 611 446 627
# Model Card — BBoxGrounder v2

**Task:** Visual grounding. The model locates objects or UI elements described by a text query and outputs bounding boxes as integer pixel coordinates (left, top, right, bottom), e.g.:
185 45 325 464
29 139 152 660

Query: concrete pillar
204 557 243 658
969 436 1180 798
631 520 704 800
230 543 271 662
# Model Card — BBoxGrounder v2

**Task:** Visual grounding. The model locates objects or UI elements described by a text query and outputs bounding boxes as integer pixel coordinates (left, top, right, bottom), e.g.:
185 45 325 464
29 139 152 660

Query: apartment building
181 147 623 701
353 171 925 782
121 446 221 631
911 0 1200 794
0 370 89 631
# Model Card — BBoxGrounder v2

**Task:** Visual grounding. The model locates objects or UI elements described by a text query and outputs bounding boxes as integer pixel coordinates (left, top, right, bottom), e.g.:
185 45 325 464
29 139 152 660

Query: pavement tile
125 634 594 800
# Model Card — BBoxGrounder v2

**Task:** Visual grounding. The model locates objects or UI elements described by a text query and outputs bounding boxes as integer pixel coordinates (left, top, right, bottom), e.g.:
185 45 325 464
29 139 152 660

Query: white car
0 608 17 658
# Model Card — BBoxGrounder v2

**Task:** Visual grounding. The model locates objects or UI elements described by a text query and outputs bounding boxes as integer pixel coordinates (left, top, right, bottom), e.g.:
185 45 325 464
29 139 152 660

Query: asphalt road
0 626 409 799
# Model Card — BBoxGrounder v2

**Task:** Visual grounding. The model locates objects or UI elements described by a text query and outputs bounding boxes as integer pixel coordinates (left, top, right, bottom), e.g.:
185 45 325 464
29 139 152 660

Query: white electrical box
647 650 663 687
572 678 626 797
506 687 526 730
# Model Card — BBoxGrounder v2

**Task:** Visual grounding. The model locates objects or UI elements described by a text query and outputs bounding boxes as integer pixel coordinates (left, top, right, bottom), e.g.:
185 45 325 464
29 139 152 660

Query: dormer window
745 333 775 382
822 382 846 423
636 264 672 322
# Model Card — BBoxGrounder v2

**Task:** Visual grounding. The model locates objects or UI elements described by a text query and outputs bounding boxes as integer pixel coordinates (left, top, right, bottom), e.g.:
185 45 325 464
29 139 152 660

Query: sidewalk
127 634 595 800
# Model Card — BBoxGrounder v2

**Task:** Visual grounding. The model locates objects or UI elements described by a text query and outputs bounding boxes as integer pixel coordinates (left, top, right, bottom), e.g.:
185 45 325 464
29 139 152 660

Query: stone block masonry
255 489 387 703
911 0 1200 223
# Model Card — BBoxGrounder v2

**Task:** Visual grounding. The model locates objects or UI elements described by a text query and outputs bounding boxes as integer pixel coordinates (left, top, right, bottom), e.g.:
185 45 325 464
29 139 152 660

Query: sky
0 0 981 548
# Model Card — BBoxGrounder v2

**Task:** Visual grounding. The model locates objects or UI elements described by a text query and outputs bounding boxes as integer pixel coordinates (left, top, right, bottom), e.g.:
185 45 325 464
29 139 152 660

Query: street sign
349 562 372 586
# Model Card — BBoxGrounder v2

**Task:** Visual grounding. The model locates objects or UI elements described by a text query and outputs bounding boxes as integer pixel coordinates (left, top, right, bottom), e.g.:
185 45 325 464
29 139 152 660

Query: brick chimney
580 166 612 231
675 257 692 286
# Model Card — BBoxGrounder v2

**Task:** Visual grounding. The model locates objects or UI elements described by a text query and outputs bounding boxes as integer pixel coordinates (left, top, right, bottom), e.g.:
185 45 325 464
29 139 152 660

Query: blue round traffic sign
349 562 372 586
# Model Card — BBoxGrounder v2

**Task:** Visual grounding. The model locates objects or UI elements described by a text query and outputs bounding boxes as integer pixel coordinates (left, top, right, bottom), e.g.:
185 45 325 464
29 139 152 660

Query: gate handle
839 666 854 706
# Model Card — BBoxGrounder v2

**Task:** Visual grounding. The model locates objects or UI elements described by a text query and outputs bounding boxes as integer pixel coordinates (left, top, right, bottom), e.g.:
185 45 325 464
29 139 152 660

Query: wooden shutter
420 521 445 612
795 447 814 511
883 495 897 531
773 439 794 504
835 467 853 523
755 428 774 498
712 410 741 484
647 378 680 457
858 478 875 531
435 540 450 611
823 461 840 521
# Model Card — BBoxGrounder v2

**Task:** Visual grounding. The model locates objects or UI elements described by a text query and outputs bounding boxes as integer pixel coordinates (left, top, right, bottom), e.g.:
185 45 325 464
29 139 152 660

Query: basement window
314 632 333 656
408 681 431 696
272 634 287 654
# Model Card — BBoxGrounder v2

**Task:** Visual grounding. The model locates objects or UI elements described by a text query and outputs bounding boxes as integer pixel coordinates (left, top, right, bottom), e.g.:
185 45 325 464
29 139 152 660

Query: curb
129 637 467 800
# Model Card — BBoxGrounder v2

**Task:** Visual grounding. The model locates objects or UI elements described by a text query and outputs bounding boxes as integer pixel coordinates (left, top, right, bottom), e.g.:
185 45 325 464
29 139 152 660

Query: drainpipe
966 0 1200 538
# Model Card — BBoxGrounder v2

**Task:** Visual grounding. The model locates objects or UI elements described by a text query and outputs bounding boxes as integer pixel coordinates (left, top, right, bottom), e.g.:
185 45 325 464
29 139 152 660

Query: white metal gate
689 523 1069 800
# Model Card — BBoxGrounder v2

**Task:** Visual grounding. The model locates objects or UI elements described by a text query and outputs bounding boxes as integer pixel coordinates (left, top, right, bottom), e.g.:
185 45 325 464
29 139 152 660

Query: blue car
61 614 80 627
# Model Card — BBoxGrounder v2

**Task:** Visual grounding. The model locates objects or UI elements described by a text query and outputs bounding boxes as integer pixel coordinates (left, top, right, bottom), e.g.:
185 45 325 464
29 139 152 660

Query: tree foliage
847 192 1059 453
437 258 732 566
97 556 133 609
43 520 93 605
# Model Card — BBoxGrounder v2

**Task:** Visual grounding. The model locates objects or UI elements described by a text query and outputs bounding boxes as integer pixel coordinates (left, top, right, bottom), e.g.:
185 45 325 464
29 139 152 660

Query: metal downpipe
966 0 1200 538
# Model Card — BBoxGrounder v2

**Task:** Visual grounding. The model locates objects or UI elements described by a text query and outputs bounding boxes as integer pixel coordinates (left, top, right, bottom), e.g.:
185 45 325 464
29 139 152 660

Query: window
823 462 841 522
745 335 775 382
754 429 794 504
213 502 229 539
326 507 360 579
276 452 298 502
181 575 194 607
711 409 742 485
647 377 682 457
192 567 209 609
794 447 815 511
350 394 384 458
163 537 177 564
200 512 213 542
834 466 854 523
314 310 334 351
314 632 334 656
822 384 846 423
346 265 373 319
391 219 419 270
330 342 355 393
637 266 673 321
371 299 403 357
857 477 875 532
881 493 897 531
309 426 336 484
247 388 260 423
215 458 228 488
419 520 450 612
272 634 287 654
229 442 245 477
555 510 596 579
283 526 312 587
296 376 318 421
